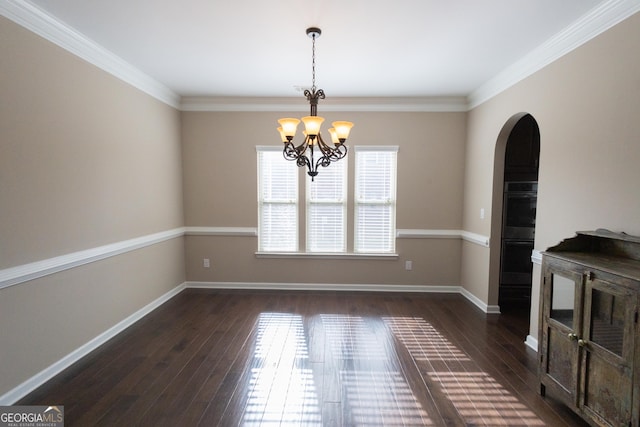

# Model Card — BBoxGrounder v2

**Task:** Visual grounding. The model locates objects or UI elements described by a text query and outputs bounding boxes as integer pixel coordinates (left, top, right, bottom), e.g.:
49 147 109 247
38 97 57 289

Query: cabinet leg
539 383 546 397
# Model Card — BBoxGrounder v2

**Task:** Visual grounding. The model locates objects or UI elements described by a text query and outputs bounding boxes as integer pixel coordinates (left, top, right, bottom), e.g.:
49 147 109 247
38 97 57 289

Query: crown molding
0 0 180 108
3 0 638 112
179 96 469 112
469 0 640 109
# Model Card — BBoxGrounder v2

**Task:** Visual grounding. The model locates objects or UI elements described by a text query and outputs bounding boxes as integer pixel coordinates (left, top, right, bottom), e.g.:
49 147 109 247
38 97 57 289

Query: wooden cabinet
539 230 640 427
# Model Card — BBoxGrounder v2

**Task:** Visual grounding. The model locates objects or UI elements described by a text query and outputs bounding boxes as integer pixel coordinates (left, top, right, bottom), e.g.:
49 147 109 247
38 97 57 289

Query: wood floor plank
134 296 250 425
86 293 221 426
419 294 584 426
19 289 591 426
19 291 209 420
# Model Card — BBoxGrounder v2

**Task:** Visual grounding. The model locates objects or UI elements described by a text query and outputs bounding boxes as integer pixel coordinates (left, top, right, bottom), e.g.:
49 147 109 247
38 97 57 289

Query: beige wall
461 12 640 338
3 4 638 403
0 17 185 397
0 17 184 267
181 111 467 286
0 239 185 396
185 236 461 286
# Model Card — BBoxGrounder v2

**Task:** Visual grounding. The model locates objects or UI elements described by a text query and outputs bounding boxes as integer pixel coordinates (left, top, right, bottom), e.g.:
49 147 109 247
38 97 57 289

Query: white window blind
306 160 347 252
354 147 398 253
257 147 298 252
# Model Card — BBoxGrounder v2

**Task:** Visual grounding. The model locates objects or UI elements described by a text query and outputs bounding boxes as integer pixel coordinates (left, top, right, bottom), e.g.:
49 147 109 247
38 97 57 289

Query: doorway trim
488 112 538 308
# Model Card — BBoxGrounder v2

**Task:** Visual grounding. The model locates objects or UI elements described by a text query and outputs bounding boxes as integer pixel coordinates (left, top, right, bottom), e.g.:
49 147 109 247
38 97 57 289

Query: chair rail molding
0 228 185 290
397 229 490 247
1 227 491 290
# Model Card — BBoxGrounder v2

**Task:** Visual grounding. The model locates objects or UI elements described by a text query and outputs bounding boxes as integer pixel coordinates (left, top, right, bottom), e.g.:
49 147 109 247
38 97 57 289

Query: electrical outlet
203 258 210 268
405 260 413 271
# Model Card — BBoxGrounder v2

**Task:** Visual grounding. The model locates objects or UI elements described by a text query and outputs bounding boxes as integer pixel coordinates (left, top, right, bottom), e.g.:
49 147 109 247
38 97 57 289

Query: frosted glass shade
277 127 288 143
332 121 353 142
328 128 339 144
278 118 300 140
301 116 325 137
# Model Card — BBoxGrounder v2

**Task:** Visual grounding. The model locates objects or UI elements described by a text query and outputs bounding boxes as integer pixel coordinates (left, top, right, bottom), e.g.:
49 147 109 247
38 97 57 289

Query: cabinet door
579 274 637 427
539 260 584 406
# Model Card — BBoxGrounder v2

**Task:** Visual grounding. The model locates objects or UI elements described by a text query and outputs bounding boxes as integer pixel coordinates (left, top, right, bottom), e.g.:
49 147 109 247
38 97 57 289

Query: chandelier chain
311 33 316 91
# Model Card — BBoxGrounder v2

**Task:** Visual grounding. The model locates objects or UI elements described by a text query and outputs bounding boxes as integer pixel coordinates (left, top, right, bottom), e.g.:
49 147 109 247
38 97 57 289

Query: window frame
256 146 299 252
305 158 348 253
256 145 399 258
353 146 399 254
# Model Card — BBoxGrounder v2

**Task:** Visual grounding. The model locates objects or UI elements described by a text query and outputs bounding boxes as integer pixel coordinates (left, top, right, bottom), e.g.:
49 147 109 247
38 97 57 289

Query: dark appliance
500 181 537 307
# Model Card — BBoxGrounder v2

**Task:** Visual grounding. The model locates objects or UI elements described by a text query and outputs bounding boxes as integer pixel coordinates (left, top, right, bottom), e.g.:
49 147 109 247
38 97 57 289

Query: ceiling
7 0 633 104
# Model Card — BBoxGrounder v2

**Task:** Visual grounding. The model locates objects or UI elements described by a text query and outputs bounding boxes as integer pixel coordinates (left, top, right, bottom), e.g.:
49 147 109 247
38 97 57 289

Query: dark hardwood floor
20 289 589 426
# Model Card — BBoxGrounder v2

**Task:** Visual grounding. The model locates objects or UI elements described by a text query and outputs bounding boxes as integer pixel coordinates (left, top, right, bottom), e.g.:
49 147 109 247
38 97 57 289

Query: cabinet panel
539 263 583 405
581 353 632 426
546 326 578 396
580 276 636 427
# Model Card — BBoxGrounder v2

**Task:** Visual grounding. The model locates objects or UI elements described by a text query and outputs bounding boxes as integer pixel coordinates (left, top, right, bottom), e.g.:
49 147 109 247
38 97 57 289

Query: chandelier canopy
277 27 353 181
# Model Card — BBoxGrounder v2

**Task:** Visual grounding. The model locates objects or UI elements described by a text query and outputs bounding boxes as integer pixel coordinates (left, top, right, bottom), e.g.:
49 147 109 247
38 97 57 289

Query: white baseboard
0 282 187 405
187 281 502 314
525 335 539 352
458 287 501 314
187 281 462 294
1 280 506 404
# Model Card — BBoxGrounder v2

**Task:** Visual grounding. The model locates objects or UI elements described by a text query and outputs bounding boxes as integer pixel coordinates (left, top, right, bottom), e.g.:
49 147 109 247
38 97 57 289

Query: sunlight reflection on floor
384 316 545 426
243 313 321 426
341 370 433 426
241 312 544 426
321 314 433 426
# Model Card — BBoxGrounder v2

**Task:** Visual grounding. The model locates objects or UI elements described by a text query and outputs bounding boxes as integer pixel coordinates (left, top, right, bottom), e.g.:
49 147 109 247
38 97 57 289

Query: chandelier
277 27 353 181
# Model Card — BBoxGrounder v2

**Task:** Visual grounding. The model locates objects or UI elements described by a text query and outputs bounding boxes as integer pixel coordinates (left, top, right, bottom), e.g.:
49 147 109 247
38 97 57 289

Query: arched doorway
489 113 540 324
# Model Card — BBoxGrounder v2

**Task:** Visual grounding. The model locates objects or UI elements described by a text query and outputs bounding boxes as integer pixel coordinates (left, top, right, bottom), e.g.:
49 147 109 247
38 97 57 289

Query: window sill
255 252 399 260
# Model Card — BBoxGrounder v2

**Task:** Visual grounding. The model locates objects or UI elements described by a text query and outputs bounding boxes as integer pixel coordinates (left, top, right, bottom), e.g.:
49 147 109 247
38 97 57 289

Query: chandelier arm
315 134 347 162
295 138 309 156
334 144 348 159
297 155 311 170
315 134 333 156
315 155 332 170
283 142 296 160
283 141 302 161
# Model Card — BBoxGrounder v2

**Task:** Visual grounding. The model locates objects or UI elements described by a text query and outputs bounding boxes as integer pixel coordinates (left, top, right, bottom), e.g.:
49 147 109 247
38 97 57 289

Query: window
354 147 398 253
306 159 347 252
257 147 298 252
258 145 397 255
